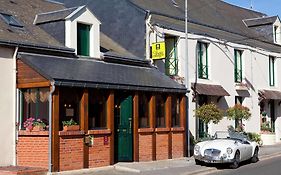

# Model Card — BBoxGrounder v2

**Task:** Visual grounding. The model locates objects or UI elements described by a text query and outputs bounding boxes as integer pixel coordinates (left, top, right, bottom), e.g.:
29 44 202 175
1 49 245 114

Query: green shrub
194 102 224 124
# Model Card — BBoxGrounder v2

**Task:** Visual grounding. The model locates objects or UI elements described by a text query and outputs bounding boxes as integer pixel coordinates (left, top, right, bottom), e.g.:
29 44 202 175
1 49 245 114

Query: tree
226 104 251 131
194 102 224 124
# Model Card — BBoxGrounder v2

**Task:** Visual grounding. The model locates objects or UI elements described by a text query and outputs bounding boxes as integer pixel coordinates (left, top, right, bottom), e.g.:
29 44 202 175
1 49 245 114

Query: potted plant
23 117 35 132
33 119 46 131
62 118 79 131
226 104 251 132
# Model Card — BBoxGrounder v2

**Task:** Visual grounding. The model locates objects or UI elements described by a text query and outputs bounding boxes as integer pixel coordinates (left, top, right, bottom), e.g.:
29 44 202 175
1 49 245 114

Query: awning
17 52 187 93
258 90 281 100
191 83 230 96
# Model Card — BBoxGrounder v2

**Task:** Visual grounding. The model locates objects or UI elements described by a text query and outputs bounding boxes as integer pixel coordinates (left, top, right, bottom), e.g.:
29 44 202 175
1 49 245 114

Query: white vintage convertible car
193 131 259 169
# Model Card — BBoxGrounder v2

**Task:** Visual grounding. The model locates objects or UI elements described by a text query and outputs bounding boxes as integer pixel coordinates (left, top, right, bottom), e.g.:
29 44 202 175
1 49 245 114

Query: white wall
0 47 16 165
148 25 281 141
65 7 101 58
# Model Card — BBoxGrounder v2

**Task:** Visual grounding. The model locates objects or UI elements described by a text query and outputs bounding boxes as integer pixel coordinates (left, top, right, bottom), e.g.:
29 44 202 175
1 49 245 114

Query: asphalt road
207 155 281 175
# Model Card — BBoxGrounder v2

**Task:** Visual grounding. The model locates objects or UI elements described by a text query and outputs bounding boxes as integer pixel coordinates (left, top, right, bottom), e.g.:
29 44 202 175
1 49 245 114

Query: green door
115 96 133 162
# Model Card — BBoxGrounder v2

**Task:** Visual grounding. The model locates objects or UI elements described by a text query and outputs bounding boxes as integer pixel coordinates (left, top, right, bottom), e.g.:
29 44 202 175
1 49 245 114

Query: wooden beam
80 89 89 168
180 96 187 157
166 96 172 159
133 93 139 162
17 82 50 88
149 95 156 161
52 87 60 172
107 91 115 164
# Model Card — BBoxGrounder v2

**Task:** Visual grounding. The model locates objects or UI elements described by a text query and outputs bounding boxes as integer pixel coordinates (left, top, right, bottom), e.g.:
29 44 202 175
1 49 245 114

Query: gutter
48 81 55 172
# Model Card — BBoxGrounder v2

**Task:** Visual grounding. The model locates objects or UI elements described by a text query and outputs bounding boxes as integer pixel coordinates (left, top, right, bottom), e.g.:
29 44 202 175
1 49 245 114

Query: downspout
13 46 18 165
145 12 152 60
48 81 55 172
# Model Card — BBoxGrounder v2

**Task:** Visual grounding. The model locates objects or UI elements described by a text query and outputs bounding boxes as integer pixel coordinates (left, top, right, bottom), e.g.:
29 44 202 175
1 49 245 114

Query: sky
224 0 281 17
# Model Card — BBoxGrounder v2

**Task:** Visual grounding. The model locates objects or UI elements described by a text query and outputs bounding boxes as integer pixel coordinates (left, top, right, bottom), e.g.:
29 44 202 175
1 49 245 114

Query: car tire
230 151 240 169
195 159 202 165
251 147 259 163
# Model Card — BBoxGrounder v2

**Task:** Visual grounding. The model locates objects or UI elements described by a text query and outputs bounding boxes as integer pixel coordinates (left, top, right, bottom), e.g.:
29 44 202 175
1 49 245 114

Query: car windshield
214 131 248 141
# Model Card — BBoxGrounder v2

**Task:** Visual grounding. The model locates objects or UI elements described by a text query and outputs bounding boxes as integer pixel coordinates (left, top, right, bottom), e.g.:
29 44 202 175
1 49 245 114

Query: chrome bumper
194 154 235 164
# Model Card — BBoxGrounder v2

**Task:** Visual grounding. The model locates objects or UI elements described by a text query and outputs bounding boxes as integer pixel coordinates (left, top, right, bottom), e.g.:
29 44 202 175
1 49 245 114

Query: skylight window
0 13 23 28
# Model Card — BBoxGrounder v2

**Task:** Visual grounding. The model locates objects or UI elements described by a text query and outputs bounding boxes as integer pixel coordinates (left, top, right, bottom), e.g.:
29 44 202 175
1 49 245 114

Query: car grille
204 149 221 157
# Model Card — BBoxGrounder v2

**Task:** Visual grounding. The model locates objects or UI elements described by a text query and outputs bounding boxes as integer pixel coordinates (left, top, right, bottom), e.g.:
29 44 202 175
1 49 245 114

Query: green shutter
77 23 90 56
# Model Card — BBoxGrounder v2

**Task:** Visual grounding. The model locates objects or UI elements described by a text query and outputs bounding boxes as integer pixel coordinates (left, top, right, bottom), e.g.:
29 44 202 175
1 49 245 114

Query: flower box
63 125 80 131
33 125 45 131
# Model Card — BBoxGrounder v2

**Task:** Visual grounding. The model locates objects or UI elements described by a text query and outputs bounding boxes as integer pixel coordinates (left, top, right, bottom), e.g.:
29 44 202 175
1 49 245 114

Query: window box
63 125 80 131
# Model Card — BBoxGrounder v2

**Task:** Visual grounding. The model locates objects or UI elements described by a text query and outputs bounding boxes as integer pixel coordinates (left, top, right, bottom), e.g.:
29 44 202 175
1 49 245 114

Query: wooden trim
180 96 187 157
59 130 85 136
138 128 154 133
80 89 89 168
150 95 156 161
17 82 50 88
155 128 170 133
133 93 139 162
52 87 60 172
166 96 172 159
88 129 111 135
171 127 185 132
107 92 114 164
18 130 49 136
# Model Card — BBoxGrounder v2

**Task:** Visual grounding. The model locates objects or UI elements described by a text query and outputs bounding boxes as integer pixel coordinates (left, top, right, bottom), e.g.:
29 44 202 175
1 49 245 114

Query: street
206 155 281 175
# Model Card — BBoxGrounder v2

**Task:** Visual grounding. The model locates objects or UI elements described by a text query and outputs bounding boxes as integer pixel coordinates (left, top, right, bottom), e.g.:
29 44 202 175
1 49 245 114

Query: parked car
193 131 259 169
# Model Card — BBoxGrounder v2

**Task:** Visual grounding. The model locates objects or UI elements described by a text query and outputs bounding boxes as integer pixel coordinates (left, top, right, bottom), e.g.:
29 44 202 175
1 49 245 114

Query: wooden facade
16 60 187 172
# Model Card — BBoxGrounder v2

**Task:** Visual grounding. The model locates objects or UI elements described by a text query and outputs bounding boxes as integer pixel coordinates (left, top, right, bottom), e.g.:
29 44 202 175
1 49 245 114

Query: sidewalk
52 143 281 175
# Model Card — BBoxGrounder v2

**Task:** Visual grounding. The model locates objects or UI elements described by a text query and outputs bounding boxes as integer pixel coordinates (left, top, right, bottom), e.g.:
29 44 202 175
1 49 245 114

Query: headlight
227 147 233 154
194 145 200 152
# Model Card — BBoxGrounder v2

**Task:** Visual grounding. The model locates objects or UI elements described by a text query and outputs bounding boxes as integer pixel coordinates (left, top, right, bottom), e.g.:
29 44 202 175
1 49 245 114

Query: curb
114 165 141 173
48 166 114 175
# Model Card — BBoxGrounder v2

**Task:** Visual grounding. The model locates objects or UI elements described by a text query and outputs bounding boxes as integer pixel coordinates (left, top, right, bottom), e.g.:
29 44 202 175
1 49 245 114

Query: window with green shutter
234 49 242 83
197 42 208 79
77 23 90 56
165 36 178 76
269 56 275 86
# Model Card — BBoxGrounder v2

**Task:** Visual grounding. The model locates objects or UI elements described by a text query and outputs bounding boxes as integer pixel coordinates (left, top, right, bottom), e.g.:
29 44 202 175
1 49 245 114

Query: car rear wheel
251 147 259 163
230 151 240 169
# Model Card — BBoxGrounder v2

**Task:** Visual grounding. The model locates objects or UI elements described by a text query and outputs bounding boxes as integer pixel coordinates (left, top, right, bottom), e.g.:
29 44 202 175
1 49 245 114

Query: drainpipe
48 81 55 172
13 46 18 165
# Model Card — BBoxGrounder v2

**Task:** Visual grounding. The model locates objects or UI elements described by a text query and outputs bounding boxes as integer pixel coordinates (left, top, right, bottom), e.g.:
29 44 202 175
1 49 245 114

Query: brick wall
172 132 184 158
156 133 169 160
89 135 110 168
17 131 49 169
59 135 84 171
138 133 153 161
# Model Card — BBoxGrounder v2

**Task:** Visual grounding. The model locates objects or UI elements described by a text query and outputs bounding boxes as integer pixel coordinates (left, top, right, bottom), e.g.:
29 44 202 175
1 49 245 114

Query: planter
63 125 80 131
260 133 276 145
33 125 44 131
25 127 33 132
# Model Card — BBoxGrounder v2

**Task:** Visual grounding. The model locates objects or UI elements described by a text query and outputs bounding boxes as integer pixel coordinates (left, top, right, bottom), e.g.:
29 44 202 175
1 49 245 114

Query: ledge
88 129 111 135
138 128 154 133
18 130 49 136
59 130 85 136
155 128 170 133
171 127 185 132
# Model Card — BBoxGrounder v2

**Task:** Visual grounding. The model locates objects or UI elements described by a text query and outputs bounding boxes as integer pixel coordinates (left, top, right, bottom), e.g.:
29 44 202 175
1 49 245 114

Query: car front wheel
251 147 259 163
230 151 240 169
195 159 202 165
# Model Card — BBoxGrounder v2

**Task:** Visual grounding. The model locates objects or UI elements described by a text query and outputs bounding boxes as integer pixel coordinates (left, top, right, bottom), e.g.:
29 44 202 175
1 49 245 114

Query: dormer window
273 25 280 44
77 23 90 56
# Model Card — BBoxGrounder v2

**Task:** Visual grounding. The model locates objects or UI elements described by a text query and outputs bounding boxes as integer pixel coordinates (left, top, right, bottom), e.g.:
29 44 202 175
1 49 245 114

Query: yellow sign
152 42 166 60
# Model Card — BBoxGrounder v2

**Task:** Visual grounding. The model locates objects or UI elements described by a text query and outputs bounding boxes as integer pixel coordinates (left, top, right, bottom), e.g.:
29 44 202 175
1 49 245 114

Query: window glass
89 90 108 129
156 94 166 128
77 23 90 56
234 50 242 83
21 88 49 129
165 36 178 76
171 96 180 127
269 56 275 86
198 42 208 79
139 94 150 128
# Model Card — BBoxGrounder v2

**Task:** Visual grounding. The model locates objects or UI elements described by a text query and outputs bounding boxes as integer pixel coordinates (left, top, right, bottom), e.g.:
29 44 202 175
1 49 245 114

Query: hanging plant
194 102 224 124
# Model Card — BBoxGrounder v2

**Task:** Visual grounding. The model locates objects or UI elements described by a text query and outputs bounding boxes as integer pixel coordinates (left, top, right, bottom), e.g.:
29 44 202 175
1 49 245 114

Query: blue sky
224 0 281 17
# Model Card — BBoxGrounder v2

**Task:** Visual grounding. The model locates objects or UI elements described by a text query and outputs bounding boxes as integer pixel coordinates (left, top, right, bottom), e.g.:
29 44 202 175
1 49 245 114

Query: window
156 94 166 128
269 56 275 86
0 13 23 28
20 88 49 129
165 36 178 76
139 94 150 128
197 42 208 79
89 90 108 129
171 96 180 127
274 26 278 43
234 49 243 83
77 23 90 56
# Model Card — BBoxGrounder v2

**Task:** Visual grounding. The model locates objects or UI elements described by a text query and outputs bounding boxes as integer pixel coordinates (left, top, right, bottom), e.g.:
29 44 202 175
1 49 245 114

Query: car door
241 140 253 160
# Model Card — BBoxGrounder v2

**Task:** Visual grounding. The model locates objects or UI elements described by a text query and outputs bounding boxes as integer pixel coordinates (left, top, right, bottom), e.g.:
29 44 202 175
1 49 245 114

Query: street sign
152 42 165 60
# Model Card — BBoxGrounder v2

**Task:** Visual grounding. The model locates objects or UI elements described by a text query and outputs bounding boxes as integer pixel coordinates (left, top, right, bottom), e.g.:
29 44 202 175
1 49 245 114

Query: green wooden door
116 96 133 162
